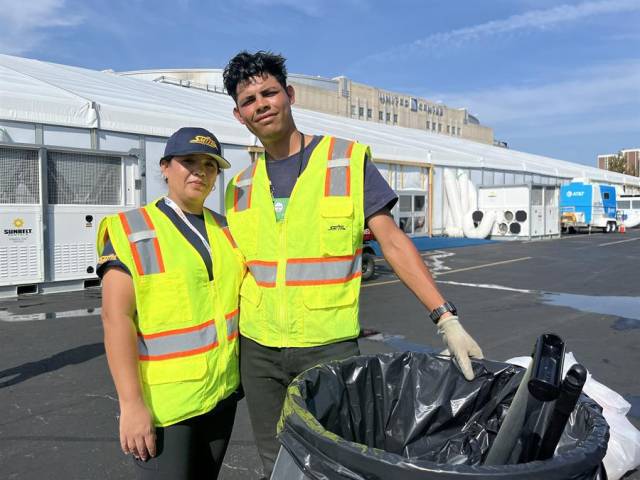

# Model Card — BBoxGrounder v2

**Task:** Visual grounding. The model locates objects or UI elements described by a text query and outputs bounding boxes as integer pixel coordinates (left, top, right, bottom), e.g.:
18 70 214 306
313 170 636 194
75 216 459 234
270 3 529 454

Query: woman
96 127 244 479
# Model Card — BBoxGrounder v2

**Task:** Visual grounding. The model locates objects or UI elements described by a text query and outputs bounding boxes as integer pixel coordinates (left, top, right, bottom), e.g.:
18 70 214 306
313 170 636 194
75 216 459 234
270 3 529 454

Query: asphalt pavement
1 230 639 479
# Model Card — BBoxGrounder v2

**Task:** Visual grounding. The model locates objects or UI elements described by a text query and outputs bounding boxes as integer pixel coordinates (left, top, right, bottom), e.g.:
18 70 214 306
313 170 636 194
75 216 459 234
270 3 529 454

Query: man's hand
437 315 483 381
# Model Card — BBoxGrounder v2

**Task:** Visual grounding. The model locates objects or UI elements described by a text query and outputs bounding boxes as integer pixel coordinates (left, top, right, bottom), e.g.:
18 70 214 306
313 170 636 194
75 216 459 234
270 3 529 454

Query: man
223 51 483 477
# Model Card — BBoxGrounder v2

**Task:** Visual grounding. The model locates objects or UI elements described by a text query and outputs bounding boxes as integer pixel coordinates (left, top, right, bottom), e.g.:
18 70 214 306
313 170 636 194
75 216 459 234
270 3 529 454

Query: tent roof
1 54 637 186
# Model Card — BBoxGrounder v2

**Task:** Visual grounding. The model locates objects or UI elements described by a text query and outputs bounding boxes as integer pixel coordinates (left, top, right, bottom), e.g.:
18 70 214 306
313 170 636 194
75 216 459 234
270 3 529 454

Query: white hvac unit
0 145 45 291
477 184 560 240
45 148 140 283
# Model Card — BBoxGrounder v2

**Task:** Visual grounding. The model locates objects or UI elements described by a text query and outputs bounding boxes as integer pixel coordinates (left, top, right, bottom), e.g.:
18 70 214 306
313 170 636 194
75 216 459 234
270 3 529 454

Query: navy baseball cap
161 127 231 169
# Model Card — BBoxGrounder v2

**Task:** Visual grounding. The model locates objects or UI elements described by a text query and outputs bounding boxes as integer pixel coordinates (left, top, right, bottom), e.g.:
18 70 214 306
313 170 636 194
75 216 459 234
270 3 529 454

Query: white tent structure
1 53 638 296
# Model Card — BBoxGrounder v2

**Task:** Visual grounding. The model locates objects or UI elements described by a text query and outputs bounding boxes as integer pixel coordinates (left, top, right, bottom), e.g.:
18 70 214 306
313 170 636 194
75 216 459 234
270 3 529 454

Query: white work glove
437 315 484 381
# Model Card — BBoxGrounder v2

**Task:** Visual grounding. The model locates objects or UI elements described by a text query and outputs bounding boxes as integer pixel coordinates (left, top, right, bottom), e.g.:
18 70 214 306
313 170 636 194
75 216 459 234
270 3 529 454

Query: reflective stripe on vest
137 319 218 361
325 137 354 197
119 209 165 276
225 308 239 340
285 249 362 286
247 260 278 287
208 209 237 249
234 162 258 212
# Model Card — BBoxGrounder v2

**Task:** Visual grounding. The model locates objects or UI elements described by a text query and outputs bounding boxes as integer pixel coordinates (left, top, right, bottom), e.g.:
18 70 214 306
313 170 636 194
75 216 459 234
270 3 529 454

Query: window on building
431 122 436 131
438 123 442 132
426 121 430 130
350 105 356 116
457 127 461 136
367 108 372 119
358 107 364 117
379 111 383 121
393 114 398 124
419 103 423 111
447 125 450 134
386 112 390 122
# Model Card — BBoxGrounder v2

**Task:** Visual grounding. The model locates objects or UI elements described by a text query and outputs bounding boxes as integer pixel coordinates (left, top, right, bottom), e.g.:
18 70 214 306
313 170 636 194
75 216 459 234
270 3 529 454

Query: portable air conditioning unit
0 146 45 294
477 184 560 240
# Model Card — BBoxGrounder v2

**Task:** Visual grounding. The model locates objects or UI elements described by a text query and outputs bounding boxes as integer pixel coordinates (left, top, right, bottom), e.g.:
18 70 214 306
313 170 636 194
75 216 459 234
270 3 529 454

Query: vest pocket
240 274 263 307
320 198 354 256
302 284 356 309
239 275 263 338
302 285 358 343
140 355 208 385
136 271 193 331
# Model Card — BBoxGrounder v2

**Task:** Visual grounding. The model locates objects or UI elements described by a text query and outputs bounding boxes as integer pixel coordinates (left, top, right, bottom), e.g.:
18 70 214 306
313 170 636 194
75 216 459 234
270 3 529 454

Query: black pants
240 335 360 477
133 396 237 480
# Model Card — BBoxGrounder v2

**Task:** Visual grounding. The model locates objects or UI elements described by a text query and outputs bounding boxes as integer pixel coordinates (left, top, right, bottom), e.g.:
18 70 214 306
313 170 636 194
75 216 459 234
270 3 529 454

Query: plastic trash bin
273 352 609 480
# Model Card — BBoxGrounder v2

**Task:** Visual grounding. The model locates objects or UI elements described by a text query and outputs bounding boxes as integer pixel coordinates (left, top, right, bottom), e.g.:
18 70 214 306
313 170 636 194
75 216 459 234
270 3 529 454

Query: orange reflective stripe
119 212 144 275
324 137 336 196
234 162 258 212
137 319 218 361
225 308 239 340
247 260 278 287
140 208 165 273
325 138 353 197
139 343 217 362
138 319 216 340
285 249 362 286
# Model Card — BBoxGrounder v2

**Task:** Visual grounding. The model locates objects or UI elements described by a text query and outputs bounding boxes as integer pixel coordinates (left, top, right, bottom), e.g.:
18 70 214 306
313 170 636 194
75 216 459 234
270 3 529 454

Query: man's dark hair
223 51 288 102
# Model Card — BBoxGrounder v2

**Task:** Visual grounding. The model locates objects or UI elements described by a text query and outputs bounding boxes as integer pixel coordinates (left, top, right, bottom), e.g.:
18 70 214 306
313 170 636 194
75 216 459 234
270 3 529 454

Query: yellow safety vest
225 136 367 347
96 200 244 427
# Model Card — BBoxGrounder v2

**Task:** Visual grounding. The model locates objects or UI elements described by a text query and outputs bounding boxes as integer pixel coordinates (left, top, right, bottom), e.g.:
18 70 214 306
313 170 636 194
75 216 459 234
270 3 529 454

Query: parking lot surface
1 230 639 479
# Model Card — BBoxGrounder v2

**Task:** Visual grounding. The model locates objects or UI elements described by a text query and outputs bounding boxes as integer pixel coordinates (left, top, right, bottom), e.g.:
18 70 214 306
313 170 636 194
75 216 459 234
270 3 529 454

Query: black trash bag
277 352 609 480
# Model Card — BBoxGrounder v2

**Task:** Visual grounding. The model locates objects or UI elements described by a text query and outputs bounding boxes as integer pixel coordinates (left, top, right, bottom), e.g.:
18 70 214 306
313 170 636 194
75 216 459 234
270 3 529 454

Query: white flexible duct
443 168 464 237
461 174 495 238
458 169 470 214
467 176 478 213
463 209 496 238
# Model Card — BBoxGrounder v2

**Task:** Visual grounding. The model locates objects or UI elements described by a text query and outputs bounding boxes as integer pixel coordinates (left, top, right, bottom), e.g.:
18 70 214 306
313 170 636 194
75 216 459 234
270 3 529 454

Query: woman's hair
223 50 287 102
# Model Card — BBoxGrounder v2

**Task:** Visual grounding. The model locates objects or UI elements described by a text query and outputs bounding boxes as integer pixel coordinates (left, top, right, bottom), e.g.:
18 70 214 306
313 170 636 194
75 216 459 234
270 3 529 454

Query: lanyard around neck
267 131 305 200
163 197 211 255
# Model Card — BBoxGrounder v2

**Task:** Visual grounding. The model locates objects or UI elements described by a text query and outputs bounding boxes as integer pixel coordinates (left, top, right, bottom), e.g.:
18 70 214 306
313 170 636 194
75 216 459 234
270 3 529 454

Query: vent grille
0 147 39 204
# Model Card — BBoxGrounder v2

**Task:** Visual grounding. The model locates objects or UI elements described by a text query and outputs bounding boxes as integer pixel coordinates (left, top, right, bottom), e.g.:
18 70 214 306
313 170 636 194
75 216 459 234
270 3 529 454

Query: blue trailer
560 181 618 233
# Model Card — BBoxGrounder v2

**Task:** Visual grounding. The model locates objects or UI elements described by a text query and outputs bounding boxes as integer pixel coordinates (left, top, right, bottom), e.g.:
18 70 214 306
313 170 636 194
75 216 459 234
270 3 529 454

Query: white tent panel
0 54 250 145
43 126 91 149
0 120 36 144
98 131 140 152
1 53 638 189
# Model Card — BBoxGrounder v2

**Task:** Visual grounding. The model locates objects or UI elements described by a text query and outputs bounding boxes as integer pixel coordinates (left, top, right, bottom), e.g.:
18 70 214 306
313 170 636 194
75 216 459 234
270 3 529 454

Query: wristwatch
429 301 457 324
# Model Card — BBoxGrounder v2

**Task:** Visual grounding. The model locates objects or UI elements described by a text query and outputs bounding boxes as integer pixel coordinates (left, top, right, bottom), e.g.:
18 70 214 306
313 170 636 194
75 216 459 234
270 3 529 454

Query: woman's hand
119 399 156 461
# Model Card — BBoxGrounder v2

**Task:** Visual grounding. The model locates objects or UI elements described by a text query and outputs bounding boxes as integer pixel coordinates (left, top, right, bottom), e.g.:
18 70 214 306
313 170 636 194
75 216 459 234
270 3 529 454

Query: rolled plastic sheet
277 352 609 480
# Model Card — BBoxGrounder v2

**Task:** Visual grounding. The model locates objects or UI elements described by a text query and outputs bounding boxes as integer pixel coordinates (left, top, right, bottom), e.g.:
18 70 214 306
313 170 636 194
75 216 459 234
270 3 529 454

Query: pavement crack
85 393 118 402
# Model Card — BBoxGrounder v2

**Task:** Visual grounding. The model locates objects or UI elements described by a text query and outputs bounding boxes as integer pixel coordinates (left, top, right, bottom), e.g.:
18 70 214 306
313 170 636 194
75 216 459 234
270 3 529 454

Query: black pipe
485 333 565 465
536 363 588 460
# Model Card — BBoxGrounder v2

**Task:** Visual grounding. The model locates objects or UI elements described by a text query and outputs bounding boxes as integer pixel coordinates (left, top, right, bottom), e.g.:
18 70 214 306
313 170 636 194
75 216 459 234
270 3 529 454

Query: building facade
119 69 495 145
598 149 640 177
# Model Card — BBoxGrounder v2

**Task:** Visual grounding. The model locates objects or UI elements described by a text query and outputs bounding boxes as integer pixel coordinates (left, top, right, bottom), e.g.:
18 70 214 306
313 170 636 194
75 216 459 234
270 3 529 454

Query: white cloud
361 0 640 64
0 0 83 55
434 60 640 127
235 0 365 17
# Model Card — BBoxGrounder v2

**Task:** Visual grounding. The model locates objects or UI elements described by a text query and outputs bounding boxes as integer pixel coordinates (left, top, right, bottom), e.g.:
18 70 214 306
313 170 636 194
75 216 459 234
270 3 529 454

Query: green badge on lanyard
273 197 289 222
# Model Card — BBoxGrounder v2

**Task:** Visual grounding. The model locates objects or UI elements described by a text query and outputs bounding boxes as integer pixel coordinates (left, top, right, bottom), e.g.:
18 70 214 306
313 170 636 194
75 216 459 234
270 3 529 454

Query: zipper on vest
277 220 287 345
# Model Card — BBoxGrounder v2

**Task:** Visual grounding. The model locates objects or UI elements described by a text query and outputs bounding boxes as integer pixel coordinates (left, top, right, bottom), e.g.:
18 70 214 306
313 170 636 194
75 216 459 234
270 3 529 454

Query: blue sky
0 0 638 167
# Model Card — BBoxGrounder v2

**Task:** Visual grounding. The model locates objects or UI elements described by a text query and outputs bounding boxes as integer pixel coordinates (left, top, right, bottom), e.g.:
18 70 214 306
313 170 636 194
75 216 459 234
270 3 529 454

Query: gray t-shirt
265 135 397 221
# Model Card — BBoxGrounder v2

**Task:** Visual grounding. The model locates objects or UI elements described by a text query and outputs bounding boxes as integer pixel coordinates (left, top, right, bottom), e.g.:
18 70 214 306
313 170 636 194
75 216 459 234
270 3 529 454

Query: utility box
477 184 560 240
0 143 141 298
0 145 45 291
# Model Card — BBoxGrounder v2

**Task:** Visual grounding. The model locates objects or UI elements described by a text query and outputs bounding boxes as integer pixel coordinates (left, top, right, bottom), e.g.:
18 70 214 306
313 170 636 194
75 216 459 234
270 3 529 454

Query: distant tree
608 151 627 174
